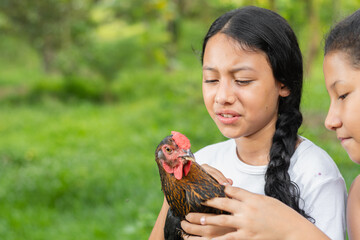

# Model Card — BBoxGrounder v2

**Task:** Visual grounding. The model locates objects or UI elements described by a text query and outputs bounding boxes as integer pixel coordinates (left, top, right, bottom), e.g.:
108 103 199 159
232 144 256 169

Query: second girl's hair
201 6 313 221
325 9 360 68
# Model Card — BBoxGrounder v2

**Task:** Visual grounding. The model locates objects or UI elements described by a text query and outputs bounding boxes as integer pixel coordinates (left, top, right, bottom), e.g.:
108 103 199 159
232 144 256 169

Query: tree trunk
332 0 340 22
41 41 56 74
268 0 277 12
303 0 320 77
165 0 183 70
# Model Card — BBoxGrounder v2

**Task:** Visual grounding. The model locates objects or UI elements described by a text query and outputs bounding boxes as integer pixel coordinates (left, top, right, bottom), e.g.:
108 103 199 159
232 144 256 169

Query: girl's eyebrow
202 66 216 71
330 80 344 89
202 66 255 72
229 66 255 73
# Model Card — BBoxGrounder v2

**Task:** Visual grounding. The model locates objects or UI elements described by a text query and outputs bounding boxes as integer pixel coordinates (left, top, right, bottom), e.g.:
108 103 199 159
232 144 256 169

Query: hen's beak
180 149 195 162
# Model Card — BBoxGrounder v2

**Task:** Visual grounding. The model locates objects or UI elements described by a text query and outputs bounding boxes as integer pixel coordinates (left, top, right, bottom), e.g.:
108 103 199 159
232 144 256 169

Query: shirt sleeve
302 177 347 240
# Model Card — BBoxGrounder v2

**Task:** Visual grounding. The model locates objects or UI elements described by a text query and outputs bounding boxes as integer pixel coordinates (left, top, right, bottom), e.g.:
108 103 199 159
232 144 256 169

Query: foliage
1 58 359 239
1 1 360 239
0 0 96 73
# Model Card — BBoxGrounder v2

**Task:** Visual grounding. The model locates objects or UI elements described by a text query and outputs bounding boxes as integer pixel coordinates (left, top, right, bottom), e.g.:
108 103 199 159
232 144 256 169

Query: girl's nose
215 81 236 105
324 105 342 131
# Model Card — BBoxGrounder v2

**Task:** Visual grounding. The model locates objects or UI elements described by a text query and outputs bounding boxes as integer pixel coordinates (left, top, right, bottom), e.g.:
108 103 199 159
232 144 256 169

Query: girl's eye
204 79 218 83
235 80 253 85
338 93 349 100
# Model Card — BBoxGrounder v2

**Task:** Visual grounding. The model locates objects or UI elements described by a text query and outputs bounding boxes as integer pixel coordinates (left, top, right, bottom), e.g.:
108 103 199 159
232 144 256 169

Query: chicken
155 131 228 240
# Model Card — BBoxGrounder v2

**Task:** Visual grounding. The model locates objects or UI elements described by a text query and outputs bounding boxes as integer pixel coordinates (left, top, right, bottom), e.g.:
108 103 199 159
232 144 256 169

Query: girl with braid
183 8 360 240
149 6 347 240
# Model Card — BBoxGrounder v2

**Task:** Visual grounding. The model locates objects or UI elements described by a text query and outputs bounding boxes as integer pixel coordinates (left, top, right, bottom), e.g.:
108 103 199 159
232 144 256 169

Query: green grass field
1 22 359 240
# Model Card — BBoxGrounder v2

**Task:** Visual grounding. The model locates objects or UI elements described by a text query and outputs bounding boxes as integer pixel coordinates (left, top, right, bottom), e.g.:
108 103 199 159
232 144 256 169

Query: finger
201 214 240 229
181 233 203 240
183 236 203 240
182 233 203 240
186 212 216 224
204 197 242 213
201 164 231 185
201 164 227 183
181 219 205 236
182 218 236 238
224 185 253 200
226 178 233 185
212 230 242 240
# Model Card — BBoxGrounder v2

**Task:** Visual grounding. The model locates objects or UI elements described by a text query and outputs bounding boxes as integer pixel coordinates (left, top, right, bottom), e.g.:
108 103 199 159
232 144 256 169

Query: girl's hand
180 164 234 239
201 164 233 186
196 185 329 240
181 213 236 239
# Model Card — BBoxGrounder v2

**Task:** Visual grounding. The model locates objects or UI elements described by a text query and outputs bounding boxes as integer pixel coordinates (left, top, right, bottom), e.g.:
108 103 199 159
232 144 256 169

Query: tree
0 0 96 73
110 0 186 69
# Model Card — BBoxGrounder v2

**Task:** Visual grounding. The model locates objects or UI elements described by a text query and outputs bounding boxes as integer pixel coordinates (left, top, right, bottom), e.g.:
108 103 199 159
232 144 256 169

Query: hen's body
155 132 228 240
157 160 227 218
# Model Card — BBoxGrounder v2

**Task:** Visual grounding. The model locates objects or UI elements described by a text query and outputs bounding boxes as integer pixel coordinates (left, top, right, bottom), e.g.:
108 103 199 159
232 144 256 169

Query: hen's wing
184 162 227 214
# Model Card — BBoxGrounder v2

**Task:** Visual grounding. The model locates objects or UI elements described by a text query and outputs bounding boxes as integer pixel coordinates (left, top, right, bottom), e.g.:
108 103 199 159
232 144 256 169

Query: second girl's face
202 33 289 140
324 51 360 164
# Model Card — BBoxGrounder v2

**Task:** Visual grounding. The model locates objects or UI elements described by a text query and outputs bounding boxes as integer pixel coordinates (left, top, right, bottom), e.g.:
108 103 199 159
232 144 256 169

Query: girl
323 9 360 239
149 6 347 240
187 8 360 240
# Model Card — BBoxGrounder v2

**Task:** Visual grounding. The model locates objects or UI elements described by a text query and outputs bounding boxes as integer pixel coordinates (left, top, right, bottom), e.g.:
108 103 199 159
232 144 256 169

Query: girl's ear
279 84 290 97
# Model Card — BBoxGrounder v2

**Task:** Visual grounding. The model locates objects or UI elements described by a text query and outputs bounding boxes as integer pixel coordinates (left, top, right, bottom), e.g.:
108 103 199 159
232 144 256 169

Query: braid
265 98 314 222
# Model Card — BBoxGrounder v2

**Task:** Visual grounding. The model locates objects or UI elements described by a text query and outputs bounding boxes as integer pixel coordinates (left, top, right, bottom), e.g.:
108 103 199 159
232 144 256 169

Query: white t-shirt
195 136 347 240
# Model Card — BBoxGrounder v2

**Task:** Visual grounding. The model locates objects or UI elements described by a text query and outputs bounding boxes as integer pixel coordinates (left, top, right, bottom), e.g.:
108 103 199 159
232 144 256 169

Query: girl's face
324 51 360 164
202 33 289 140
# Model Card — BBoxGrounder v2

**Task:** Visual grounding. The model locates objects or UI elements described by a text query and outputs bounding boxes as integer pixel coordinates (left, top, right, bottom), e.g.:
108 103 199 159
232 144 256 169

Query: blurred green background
1 0 360 239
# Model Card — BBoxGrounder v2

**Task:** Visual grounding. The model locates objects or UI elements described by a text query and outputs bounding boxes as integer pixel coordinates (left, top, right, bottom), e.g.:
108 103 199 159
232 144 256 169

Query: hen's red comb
171 131 191 149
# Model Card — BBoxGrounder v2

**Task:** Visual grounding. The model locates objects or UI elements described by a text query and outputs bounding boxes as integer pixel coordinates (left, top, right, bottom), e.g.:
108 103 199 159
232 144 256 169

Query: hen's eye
165 147 172 153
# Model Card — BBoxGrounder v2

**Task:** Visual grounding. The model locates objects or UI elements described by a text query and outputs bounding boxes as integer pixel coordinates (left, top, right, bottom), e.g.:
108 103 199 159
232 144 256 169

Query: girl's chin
217 128 243 139
349 154 360 165
346 148 360 165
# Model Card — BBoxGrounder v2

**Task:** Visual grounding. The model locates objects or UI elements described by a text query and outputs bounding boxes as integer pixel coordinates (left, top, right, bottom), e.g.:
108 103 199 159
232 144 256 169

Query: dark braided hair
325 9 360 68
201 6 313 221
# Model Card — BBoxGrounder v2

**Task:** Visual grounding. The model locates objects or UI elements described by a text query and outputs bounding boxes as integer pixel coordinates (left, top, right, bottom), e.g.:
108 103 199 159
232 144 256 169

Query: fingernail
201 200 208 206
221 182 229 185
200 216 206 225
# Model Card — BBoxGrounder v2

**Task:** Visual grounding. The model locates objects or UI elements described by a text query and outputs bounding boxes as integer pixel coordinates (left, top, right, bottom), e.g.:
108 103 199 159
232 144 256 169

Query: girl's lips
215 111 241 124
338 137 351 144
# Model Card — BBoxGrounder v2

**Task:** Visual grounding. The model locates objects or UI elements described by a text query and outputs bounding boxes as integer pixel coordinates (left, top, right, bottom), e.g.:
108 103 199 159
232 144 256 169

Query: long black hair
325 9 360 68
201 6 312 221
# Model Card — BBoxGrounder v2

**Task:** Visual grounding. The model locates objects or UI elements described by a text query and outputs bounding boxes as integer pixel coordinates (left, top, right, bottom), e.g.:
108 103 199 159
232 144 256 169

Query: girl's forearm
149 196 169 240
286 214 330 240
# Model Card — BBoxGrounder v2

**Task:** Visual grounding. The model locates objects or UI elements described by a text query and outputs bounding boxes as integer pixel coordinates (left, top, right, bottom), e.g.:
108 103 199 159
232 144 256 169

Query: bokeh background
1 0 360 239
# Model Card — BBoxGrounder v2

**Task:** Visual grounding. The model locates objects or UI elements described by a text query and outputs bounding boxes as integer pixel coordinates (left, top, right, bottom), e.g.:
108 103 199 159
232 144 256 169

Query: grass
2 67 359 239
0 101 167 239
1 21 359 240
0 66 226 239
